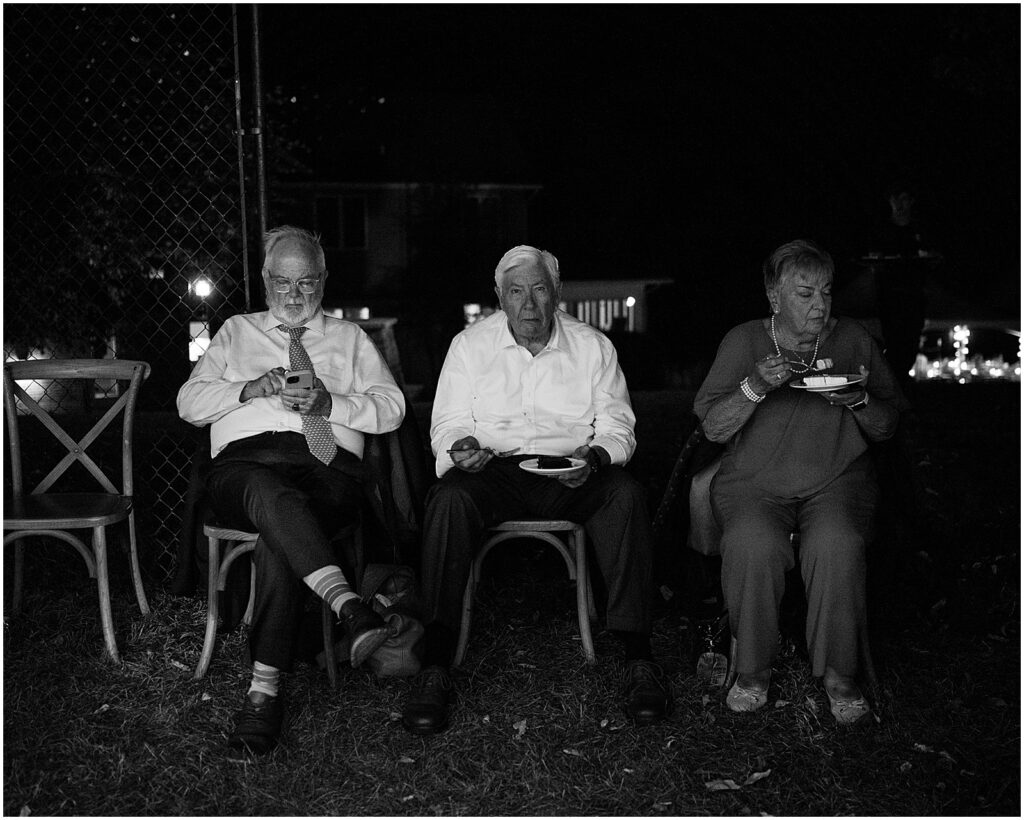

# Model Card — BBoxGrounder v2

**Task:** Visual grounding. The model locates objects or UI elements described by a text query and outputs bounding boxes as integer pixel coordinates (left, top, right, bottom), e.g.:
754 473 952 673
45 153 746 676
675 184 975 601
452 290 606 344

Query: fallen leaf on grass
913 743 934 753
705 770 772 791
701 695 711 707
19 806 29 816
899 762 913 773
623 768 634 774
805 695 819 714
201 692 212 702
400 795 415 802
93 704 110 714
397 756 416 764
388 711 402 721
705 779 742 791
512 719 527 739
774 700 789 708
562 748 582 757
169 660 189 671
652 800 672 811
600 718 609 728
938 751 957 765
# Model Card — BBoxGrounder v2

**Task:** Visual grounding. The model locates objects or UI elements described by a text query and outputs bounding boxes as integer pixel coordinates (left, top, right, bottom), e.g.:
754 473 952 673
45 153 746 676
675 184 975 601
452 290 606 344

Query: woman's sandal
726 678 770 713
826 688 872 725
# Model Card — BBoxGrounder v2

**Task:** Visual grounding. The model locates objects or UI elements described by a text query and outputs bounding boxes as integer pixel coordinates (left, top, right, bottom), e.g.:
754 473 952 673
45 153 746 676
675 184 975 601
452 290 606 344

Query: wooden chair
3 358 151 663
193 521 362 691
454 520 596 667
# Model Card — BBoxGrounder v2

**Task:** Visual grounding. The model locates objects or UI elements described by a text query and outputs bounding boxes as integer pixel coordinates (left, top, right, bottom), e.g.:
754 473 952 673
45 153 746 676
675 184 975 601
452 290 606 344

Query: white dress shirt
177 310 405 459
430 309 636 477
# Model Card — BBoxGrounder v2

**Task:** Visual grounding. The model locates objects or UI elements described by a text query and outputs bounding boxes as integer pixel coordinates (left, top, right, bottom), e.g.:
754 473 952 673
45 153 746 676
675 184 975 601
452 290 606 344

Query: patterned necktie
283 325 338 465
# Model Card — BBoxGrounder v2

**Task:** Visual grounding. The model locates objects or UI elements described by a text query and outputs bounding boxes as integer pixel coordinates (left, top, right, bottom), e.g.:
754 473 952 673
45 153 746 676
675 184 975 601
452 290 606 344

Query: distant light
625 296 636 308
193 277 212 298
378 97 386 104
290 96 297 103
183 49 190 57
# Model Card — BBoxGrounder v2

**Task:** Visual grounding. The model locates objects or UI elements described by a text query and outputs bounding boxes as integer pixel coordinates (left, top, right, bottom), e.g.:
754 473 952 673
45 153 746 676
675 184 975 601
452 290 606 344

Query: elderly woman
692 239 907 724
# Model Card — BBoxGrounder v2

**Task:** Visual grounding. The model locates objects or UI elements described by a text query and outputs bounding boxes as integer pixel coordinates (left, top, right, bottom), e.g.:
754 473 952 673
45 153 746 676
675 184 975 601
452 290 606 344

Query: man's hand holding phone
240 367 286 402
282 369 332 416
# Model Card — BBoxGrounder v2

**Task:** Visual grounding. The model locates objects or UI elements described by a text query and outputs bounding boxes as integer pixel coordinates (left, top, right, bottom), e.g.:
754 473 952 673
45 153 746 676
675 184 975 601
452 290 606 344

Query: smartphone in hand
284 369 314 391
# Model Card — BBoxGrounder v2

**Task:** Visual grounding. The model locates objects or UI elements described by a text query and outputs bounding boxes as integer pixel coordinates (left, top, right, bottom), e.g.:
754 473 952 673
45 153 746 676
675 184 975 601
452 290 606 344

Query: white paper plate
790 374 865 393
519 457 587 475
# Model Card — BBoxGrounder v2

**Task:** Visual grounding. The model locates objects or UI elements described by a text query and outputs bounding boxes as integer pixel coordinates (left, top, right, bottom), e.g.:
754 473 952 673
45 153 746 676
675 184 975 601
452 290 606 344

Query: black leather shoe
227 692 284 755
339 599 391 668
402 665 453 735
623 659 672 725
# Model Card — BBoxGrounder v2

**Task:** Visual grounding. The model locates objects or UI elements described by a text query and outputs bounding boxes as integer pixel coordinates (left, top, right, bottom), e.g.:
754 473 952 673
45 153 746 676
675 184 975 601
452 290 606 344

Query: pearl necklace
771 313 820 371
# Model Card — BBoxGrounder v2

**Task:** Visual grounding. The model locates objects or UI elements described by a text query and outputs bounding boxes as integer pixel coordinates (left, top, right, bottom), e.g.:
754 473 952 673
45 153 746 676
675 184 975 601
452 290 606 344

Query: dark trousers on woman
205 432 363 671
419 457 653 665
711 463 878 678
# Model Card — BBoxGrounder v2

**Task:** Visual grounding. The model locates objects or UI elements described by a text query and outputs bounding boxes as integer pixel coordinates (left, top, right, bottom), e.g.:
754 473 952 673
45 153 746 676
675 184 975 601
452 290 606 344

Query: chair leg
453 571 475 668
93 526 120 663
127 510 150 617
572 529 596 664
13 537 25 614
194 535 222 679
242 558 256 626
725 636 738 689
321 602 338 691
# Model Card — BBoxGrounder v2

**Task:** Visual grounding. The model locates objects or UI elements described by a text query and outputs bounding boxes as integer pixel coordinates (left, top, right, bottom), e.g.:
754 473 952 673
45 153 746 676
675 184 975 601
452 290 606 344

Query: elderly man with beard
178 226 405 754
401 245 671 736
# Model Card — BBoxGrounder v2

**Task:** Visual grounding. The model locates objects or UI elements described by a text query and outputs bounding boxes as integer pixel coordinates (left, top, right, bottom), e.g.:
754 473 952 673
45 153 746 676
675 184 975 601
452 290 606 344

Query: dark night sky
260 4 1020 331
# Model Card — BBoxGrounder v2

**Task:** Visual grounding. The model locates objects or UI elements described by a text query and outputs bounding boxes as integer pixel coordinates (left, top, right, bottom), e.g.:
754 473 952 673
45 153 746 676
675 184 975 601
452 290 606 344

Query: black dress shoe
401 665 453 735
339 599 392 668
623 659 672 725
228 692 284 755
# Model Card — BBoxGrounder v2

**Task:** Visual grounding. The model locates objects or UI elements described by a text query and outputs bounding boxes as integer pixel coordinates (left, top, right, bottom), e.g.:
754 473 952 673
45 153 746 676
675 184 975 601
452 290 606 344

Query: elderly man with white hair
402 245 670 735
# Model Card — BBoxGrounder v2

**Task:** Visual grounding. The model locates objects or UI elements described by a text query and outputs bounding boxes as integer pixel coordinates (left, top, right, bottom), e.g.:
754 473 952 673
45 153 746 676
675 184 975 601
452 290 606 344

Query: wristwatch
848 393 870 411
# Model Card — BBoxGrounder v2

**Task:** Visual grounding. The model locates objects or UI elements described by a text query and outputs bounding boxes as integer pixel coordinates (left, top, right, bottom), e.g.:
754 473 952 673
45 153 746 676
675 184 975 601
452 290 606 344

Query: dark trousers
205 432 363 671
420 457 654 664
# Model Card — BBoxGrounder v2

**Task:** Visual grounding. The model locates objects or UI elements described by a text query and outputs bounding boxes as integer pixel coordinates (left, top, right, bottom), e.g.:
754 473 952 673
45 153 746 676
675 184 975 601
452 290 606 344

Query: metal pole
251 3 268 240
231 5 251 312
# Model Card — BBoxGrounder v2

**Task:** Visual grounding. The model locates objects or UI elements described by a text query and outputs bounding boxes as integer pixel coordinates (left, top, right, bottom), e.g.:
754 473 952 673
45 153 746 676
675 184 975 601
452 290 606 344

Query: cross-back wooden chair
3 358 152 662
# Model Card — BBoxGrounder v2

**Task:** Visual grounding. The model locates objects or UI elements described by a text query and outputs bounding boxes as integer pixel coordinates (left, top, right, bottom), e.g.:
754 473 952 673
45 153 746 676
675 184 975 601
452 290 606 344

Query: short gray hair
763 239 834 292
494 245 561 290
262 225 326 276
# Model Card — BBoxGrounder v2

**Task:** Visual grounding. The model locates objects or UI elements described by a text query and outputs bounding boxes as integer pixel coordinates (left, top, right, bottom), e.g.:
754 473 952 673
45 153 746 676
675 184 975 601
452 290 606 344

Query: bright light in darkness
193 277 212 298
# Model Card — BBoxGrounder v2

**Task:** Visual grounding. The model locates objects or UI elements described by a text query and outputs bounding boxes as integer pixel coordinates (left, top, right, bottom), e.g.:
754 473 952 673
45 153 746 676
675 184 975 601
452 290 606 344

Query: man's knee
600 468 649 513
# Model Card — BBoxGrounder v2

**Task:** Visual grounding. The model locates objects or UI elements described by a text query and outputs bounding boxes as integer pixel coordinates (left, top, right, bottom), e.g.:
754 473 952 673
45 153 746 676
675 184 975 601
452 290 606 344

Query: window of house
315 195 367 249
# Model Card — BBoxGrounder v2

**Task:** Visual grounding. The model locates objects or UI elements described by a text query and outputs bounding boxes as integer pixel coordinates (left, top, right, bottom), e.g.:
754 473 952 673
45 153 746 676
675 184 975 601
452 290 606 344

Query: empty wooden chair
3 358 151 662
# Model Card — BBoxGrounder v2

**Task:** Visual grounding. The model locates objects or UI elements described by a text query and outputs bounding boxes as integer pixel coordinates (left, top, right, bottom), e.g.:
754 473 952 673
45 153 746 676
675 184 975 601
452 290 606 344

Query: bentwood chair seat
454 519 596 668
194 520 362 691
3 358 151 663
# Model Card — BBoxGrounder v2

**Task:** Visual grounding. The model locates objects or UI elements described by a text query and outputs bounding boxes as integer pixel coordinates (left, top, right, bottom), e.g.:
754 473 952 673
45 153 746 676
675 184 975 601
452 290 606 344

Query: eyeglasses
269 277 321 294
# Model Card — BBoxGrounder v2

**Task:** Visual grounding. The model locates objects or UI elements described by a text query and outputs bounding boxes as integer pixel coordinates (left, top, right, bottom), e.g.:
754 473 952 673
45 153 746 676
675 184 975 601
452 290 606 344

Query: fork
447 446 521 457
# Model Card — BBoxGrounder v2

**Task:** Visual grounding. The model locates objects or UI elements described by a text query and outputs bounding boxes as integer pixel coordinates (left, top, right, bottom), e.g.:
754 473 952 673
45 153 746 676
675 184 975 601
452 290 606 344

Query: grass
3 383 1019 816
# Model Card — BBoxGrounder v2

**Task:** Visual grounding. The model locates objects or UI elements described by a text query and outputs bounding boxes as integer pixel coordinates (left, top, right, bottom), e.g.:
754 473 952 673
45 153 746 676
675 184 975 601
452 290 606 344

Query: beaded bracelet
740 377 765 403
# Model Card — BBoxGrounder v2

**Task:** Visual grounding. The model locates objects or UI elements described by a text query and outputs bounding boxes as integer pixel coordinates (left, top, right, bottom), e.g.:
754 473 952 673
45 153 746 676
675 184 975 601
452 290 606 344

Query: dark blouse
693 317 908 498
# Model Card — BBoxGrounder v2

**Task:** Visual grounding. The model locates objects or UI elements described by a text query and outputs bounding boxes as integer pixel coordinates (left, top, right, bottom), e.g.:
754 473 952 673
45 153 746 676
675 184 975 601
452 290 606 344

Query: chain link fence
4 4 260 585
